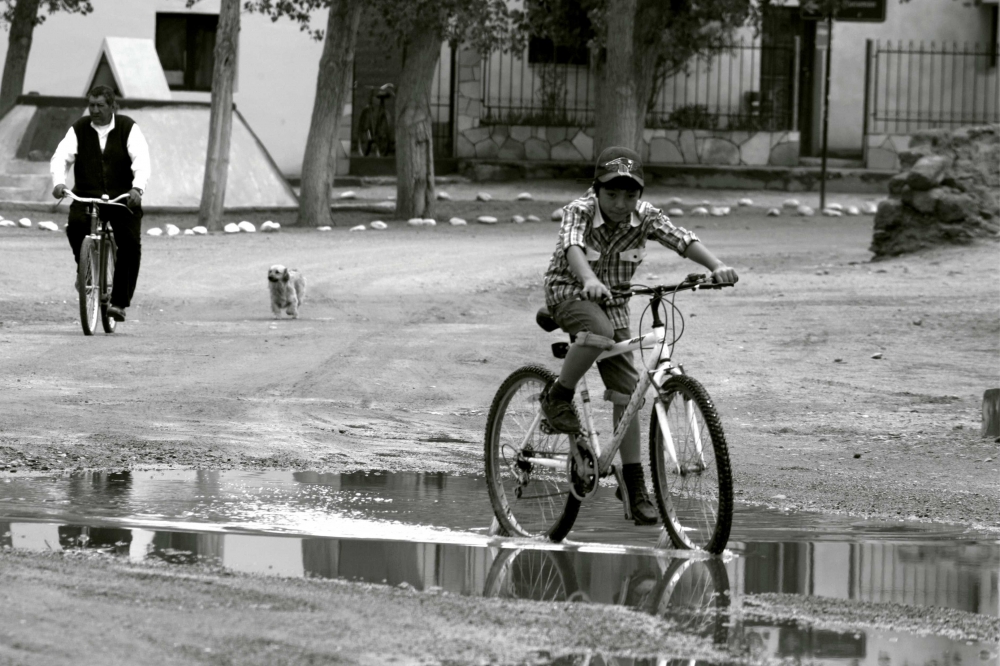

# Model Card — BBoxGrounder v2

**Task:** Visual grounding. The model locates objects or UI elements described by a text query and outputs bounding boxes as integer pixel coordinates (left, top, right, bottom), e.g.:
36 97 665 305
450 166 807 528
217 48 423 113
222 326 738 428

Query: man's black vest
72 114 135 199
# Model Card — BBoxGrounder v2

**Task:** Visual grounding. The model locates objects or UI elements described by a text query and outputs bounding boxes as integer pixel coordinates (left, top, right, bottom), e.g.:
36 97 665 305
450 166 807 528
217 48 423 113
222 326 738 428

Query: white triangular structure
84 37 171 100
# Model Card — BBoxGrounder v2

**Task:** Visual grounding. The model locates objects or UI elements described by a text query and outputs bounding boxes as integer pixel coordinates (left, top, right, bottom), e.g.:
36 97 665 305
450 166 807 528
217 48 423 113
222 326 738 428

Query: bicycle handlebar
60 190 132 209
611 273 736 299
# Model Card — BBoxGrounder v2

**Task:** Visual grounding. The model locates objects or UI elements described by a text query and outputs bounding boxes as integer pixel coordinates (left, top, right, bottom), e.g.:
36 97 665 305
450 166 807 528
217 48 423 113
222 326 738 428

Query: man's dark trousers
65 200 142 309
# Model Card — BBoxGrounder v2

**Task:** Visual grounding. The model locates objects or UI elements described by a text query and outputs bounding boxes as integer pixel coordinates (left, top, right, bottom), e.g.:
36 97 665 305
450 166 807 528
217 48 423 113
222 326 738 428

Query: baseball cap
595 146 644 187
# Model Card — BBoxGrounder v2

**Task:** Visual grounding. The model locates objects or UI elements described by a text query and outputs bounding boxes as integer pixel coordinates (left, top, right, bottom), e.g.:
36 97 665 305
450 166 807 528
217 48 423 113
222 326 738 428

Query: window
155 13 219 91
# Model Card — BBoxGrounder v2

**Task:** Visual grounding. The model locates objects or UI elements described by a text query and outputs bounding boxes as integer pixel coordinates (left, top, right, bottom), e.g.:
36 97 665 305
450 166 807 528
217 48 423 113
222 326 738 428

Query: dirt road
1 191 997 664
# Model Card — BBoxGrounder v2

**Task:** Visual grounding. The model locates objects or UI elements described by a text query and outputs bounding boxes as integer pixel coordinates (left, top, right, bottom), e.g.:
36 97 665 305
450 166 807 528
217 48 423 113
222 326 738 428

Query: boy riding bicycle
541 146 739 525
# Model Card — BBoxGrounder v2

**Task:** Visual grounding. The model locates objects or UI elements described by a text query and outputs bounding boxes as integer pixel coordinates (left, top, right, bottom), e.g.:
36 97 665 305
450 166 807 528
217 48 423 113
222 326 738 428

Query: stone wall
452 47 799 167
871 124 999 257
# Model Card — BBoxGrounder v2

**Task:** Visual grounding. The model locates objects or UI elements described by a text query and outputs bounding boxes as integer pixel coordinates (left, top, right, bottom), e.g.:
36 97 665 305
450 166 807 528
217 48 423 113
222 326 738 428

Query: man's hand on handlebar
52 184 66 199
710 265 739 285
581 277 612 302
127 188 142 208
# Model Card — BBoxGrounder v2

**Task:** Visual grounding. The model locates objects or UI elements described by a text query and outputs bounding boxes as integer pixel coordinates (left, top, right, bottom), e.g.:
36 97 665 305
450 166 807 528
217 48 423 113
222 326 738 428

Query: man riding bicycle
50 85 150 323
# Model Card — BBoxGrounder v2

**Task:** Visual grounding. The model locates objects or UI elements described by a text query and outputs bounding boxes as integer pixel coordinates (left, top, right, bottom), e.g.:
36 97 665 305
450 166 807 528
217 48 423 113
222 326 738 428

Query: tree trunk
297 0 362 227
197 0 240 231
393 25 441 220
0 0 41 118
593 0 659 157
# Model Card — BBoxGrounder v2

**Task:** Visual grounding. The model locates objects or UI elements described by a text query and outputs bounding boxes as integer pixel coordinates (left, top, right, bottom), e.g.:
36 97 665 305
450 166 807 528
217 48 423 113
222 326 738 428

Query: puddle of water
0 470 991 546
2 470 998 666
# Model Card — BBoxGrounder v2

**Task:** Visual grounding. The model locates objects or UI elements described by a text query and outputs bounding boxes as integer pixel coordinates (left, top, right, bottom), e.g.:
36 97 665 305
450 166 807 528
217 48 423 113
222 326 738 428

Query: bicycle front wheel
484 365 581 541
77 237 99 336
356 108 375 156
374 111 392 157
99 236 116 334
648 557 730 645
649 374 733 554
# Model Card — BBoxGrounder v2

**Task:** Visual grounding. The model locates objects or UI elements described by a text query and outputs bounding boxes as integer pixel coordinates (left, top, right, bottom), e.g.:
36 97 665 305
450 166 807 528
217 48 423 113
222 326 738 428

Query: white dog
267 264 306 319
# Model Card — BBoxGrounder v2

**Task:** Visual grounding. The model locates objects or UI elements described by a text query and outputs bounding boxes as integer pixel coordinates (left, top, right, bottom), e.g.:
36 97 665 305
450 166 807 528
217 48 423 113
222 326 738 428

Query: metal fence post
862 39 873 166
792 36 801 131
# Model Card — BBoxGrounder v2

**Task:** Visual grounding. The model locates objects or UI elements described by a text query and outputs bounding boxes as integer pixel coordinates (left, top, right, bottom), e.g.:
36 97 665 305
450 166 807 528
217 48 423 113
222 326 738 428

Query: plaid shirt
543 189 699 330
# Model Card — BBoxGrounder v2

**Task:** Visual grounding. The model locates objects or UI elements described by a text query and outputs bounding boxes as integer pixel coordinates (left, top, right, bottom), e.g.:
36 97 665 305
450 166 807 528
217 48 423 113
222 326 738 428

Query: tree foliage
1 0 92 26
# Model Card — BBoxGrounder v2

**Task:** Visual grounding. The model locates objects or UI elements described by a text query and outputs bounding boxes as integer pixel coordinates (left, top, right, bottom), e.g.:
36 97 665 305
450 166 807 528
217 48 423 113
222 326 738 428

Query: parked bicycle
355 83 395 157
61 190 131 336
485 274 736 554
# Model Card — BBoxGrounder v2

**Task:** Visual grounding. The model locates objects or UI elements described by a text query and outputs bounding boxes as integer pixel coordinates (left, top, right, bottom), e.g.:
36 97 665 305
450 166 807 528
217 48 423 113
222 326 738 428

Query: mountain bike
355 83 395 157
62 190 131 336
485 274 735 554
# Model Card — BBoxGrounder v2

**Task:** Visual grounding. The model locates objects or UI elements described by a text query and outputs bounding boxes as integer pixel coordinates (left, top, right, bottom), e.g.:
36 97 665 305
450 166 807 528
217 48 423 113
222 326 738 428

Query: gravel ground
0 181 997 665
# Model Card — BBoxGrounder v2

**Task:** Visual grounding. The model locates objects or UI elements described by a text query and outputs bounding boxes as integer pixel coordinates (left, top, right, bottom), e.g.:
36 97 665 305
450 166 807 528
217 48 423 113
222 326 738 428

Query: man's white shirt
49 114 150 191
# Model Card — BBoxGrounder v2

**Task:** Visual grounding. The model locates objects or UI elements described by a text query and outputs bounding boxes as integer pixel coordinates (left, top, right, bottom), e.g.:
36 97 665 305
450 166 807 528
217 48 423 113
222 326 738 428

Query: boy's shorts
550 299 638 400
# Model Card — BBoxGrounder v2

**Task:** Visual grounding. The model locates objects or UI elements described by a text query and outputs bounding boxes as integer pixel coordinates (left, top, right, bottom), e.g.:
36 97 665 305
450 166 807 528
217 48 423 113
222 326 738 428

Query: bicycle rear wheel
99 236 117 334
356 107 375 156
484 365 581 541
77 237 99 336
649 374 733 554
482 548 580 602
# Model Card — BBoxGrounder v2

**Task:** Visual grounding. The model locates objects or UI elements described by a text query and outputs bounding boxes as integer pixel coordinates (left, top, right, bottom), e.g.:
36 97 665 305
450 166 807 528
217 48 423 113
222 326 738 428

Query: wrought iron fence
865 40 1000 134
479 37 798 131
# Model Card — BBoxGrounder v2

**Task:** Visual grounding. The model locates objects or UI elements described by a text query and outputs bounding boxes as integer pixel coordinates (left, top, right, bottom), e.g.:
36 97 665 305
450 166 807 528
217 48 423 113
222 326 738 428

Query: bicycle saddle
535 307 559 332
376 83 394 99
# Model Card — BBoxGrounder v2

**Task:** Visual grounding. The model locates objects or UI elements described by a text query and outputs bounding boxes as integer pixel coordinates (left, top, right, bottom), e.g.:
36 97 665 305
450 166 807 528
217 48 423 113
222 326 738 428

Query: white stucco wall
825 0 996 152
2 0 327 178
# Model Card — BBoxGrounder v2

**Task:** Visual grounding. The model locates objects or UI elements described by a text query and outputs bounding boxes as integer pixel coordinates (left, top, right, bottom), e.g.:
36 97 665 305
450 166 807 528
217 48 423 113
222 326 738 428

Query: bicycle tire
484 365 581 541
356 107 375 156
77 237 99 336
649 374 733 554
99 235 117 334
482 547 580 602
374 110 392 157
648 557 730 645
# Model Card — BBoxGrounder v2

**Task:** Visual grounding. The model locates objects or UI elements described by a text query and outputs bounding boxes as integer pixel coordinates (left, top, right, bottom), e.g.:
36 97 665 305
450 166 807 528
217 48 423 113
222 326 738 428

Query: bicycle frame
514 324 692 477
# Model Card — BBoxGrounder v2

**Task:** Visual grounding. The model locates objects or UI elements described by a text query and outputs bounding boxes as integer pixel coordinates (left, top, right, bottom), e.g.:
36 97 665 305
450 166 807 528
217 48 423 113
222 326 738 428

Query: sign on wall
801 0 887 22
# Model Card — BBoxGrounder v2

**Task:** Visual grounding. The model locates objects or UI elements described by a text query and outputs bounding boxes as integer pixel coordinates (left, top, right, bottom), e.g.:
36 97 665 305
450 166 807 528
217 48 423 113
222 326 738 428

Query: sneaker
106 305 126 322
540 382 582 434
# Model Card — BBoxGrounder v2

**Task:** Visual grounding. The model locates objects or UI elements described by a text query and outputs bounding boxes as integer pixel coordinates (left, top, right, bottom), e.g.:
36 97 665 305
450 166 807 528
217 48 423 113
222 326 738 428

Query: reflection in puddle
1 470 998 665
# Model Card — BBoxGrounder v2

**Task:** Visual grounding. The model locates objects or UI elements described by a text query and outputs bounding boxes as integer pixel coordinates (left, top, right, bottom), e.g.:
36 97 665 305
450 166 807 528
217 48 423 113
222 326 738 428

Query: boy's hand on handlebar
52 184 66 199
581 277 612 302
711 265 739 284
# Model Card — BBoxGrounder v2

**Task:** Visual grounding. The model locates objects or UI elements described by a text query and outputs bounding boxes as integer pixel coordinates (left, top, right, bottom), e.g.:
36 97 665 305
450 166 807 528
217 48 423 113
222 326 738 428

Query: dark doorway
761 7 817 155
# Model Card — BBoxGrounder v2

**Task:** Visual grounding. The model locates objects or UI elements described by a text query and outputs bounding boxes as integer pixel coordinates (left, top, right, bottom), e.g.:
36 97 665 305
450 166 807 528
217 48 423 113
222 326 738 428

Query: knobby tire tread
485 364 581 542
650 374 734 554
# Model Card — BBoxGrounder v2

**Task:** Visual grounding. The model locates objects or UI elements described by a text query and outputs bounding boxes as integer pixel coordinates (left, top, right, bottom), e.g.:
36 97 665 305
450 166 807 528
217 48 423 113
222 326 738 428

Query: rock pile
872 124 999 257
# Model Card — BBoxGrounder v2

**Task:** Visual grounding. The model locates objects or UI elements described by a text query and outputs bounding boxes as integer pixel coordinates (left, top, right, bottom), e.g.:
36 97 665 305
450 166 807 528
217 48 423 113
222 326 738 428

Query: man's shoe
540 381 582 434
106 305 126 322
615 463 660 526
